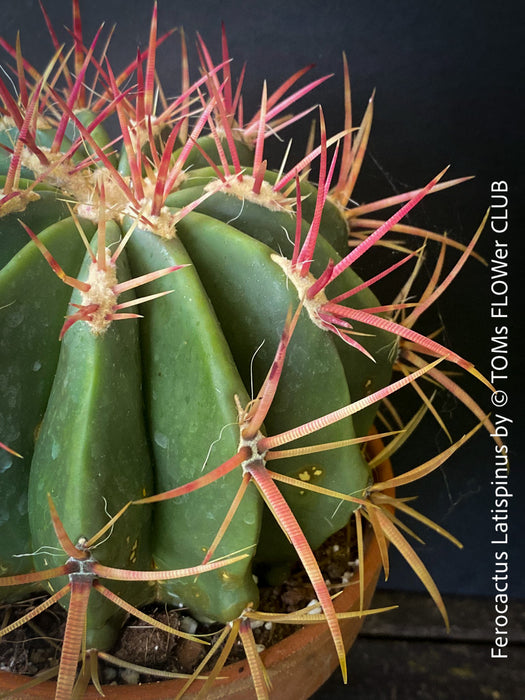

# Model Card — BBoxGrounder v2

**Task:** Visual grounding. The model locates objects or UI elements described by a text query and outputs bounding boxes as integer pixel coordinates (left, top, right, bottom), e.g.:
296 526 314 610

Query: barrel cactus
0 3 492 698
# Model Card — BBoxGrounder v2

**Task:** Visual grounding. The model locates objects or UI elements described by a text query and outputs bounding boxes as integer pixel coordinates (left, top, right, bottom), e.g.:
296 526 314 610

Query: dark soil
0 525 358 687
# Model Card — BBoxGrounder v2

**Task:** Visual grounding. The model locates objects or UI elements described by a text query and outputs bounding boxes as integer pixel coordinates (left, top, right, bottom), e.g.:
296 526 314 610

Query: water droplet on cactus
0 456 12 474
51 440 60 460
154 431 169 449
243 511 256 525
6 310 23 329
16 492 27 517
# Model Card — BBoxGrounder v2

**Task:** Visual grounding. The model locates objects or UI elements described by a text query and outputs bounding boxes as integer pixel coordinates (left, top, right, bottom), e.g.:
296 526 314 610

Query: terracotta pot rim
0 441 392 698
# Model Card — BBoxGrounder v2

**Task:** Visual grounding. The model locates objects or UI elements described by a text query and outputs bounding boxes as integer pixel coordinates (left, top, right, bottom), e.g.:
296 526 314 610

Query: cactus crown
0 3 492 698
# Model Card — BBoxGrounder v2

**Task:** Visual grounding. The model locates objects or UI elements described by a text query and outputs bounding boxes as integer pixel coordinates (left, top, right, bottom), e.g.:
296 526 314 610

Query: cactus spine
0 4 491 697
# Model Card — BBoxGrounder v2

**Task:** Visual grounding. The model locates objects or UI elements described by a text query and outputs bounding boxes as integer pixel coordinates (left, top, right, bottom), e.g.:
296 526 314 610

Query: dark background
2 0 523 694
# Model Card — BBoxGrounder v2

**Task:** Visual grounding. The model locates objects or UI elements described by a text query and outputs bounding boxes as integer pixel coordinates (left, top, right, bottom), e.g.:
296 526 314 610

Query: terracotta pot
0 443 392 699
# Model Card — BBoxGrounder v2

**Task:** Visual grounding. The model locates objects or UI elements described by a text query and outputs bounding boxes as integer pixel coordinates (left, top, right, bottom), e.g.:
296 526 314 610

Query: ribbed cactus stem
0 5 491 696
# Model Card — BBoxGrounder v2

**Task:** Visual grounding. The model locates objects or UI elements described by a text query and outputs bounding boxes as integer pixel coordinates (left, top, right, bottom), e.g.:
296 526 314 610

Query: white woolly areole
204 173 293 213
22 148 95 201
80 250 118 334
68 170 131 223
238 430 267 474
271 254 328 331
123 199 177 239
121 178 177 239
0 189 40 217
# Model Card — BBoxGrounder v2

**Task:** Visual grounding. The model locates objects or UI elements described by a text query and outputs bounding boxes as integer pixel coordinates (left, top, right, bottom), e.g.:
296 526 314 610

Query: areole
0 444 393 699
0 2 492 698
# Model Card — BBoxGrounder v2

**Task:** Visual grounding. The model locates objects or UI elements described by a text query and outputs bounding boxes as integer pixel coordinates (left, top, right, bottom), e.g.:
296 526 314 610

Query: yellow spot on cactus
0 189 40 218
129 539 139 564
297 465 324 482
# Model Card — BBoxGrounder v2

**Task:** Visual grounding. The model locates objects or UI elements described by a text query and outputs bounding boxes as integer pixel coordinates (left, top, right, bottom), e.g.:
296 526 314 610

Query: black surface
313 590 525 699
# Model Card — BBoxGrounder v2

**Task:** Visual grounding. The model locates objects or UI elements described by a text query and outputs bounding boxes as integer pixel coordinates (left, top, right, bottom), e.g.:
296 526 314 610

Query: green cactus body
64 109 118 168
0 180 71 267
0 124 83 182
167 171 396 436
0 125 56 178
173 163 350 256
174 211 372 579
28 222 154 649
0 13 401 657
0 10 490 696
1 155 396 633
124 224 261 623
0 217 95 587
